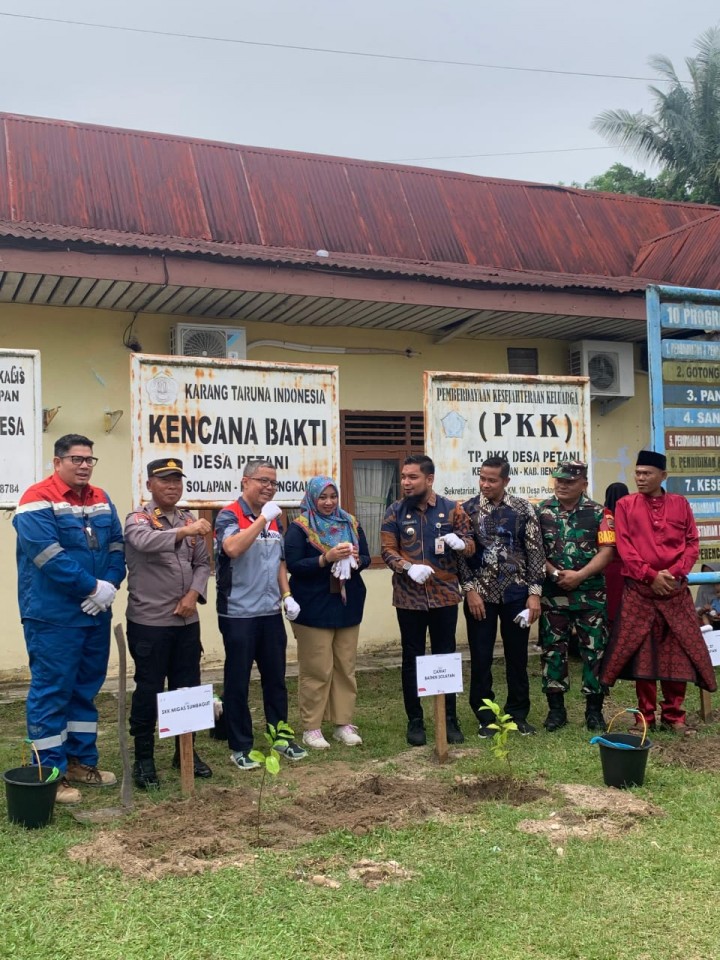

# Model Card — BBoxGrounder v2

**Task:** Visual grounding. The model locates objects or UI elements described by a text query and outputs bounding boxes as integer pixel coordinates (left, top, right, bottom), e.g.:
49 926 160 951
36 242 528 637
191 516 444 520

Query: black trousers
127 620 202 742
218 614 288 754
465 597 530 725
396 605 458 721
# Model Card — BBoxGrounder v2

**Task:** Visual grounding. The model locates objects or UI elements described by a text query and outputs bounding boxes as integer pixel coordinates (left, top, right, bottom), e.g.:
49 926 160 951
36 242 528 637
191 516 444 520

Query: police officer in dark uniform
124 458 212 788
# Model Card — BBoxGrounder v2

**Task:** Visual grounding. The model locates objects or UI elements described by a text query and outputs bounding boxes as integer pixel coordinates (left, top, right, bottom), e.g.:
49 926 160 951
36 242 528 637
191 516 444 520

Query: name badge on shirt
434 537 445 555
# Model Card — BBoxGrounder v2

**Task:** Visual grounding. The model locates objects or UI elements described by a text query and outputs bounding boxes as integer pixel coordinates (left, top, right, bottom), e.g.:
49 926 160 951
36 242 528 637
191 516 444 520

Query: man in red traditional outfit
601 450 717 734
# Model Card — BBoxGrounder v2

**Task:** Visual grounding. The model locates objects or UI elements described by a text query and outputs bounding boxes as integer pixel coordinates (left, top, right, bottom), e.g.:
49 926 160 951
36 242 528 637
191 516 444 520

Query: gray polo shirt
124 500 210 626
215 497 284 619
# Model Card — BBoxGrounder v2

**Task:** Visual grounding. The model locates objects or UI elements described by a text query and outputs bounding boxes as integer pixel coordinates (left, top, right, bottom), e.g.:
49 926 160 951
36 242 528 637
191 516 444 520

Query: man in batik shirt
381 454 474 747
459 457 545 737
536 461 615 732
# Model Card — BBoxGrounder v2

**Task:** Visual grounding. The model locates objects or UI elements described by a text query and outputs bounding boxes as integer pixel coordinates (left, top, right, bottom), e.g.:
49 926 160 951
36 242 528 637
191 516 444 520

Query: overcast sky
0 0 718 187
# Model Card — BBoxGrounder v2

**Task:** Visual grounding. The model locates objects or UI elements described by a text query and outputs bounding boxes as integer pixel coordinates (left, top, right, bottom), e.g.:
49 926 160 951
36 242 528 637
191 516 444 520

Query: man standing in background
601 450 717 732
124 458 212 789
13 434 125 804
459 457 545 737
536 461 615 732
381 454 474 747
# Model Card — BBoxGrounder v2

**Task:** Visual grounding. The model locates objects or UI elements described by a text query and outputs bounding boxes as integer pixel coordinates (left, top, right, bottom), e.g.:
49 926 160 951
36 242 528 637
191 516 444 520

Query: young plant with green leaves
248 720 294 844
481 699 518 773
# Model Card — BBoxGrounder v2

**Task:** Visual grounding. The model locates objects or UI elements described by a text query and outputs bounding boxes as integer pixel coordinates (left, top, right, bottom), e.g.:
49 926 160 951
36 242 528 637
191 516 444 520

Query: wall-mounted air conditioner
568 340 635 399
170 323 247 360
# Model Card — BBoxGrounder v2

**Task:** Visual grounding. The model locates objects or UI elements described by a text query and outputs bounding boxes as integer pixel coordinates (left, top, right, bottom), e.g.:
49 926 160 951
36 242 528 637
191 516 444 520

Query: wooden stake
113 624 133 811
178 732 195 796
434 694 448 764
700 689 712 723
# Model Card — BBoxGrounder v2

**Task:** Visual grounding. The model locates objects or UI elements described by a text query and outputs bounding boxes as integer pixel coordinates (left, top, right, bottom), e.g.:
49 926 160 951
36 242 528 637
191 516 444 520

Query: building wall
0 301 650 678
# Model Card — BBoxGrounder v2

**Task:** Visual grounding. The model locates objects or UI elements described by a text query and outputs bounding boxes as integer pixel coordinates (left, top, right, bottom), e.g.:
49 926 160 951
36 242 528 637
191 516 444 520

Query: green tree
592 26 720 204
583 163 660 198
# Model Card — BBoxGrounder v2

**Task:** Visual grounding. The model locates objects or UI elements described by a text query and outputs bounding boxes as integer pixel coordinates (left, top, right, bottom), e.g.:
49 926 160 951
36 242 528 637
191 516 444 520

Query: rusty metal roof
0 112 715 292
633 212 720 289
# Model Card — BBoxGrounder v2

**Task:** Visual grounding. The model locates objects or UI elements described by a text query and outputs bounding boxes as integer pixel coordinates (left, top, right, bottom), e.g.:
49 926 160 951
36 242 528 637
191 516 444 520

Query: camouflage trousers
539 599 608 696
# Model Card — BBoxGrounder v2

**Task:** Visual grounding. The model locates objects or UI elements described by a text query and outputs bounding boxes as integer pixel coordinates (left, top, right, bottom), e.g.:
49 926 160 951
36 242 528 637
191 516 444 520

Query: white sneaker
333 724 363 746
302 729 331 750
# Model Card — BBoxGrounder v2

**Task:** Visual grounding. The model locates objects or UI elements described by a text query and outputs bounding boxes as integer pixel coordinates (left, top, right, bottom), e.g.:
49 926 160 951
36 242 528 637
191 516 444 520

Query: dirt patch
454 774 549 805
557 783 662 817
67 772 548 879
651 735 720 772
517 782 663 843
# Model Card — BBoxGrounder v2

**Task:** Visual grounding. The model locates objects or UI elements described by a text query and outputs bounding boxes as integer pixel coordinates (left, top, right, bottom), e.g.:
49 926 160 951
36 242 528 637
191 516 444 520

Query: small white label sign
157 684 214 738
416 653 463 697
703 629 720 668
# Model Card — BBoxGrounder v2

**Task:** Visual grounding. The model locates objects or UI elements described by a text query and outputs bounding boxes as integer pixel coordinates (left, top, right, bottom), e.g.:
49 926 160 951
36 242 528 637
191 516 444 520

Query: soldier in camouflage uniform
535 461 616 732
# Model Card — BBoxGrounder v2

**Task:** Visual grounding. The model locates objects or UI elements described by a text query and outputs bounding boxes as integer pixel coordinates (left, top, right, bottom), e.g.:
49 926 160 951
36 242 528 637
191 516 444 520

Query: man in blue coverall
13 434 125 804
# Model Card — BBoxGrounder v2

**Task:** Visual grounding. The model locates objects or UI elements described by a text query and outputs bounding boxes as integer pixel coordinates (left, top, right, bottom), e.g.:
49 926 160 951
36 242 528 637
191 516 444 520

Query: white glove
81 597 104 616
87 579 117 611
260 501 282 523
513 608 531 629
443 533 466 551
408 564 434 584
331 557 353 581
284 596 301 621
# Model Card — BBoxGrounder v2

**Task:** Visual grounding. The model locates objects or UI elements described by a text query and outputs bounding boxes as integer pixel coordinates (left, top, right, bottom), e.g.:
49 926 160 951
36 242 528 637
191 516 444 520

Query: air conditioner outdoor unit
170 323 247 360
568 340 635 399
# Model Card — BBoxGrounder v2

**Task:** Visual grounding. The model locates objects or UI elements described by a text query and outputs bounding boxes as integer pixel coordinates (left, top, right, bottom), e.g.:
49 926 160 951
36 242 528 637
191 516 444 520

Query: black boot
544 693 568 732
446 715 465 744
133 737 159 790
585 693 607 731
172 736 213 779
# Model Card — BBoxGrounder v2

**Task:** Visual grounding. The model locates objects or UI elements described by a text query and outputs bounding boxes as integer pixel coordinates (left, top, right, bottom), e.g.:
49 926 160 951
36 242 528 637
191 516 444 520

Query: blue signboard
649 286 720 583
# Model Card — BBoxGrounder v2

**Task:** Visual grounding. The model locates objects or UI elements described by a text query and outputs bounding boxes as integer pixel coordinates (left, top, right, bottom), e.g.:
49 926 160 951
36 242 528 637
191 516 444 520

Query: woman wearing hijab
284 476 371 750
604 482 629 627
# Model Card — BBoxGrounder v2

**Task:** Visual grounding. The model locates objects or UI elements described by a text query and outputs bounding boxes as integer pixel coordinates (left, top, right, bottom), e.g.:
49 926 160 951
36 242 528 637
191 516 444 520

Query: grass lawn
2 658 720 960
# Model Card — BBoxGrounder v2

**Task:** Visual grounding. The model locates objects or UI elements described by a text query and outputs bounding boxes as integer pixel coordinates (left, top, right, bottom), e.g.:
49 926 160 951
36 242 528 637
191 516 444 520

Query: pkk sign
0 349 42 509
131 354 339 507
425 372 591 502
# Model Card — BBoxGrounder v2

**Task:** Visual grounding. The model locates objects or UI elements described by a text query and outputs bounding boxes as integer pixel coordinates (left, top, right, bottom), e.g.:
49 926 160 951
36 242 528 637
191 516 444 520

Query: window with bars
507 347 539 375
341 411 425 563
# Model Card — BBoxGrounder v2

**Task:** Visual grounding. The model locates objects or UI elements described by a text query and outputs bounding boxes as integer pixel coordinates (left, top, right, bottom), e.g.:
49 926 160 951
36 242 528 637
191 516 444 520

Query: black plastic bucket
597 734 652 789
4 766 59 829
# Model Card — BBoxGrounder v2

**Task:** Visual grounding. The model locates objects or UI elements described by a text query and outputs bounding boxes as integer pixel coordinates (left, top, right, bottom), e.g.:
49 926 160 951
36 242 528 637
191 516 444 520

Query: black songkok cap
636 449 667 471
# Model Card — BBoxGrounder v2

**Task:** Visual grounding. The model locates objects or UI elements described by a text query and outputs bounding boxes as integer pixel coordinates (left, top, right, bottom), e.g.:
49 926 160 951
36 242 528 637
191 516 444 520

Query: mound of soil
67 772 549 879
517 782 663 843
651 735 720 772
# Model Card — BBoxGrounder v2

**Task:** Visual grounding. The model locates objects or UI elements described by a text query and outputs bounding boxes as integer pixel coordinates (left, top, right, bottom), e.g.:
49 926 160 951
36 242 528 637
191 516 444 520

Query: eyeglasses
60 456 99 466
252 478 278 489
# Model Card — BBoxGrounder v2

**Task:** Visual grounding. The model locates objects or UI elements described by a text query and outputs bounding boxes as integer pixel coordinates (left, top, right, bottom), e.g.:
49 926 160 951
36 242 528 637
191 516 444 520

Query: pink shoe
333 724 363 746
302 729 331 750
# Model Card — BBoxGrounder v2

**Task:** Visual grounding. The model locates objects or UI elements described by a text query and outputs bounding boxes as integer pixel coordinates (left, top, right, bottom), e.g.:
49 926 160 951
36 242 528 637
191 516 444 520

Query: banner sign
130 354 339 507
0 349 42 509
157 684 215 738
649 287 720 569
424 372 591 501
416 653 464 697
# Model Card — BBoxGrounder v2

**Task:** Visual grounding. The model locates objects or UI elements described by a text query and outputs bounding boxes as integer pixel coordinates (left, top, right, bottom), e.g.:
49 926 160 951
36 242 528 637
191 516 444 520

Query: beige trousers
292 623 360 730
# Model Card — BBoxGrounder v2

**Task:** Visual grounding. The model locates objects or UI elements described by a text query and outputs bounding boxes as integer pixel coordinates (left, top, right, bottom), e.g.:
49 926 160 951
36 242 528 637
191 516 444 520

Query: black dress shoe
133 757 160 790
172 750 213 778
406 718 427 747
445 716 465 744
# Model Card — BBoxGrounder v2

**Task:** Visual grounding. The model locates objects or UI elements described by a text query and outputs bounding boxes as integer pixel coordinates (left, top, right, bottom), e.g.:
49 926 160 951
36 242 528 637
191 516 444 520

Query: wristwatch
402 561 412 573
550 569 561 582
